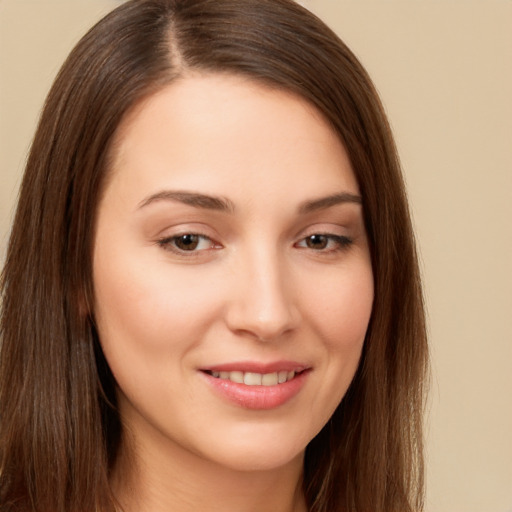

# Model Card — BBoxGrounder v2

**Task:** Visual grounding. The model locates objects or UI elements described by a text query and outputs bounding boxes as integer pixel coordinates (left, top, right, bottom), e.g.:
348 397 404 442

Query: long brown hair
0 1 428 511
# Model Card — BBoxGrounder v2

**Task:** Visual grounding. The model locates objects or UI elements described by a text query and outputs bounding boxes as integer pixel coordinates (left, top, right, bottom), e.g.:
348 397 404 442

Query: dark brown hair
0 1 428 511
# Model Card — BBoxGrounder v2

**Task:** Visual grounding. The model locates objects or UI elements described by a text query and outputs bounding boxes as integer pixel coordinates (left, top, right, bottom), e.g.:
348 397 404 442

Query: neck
111 427 308 512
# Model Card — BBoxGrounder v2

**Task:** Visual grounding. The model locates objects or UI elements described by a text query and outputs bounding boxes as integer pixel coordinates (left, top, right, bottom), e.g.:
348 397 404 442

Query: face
93 74 374 473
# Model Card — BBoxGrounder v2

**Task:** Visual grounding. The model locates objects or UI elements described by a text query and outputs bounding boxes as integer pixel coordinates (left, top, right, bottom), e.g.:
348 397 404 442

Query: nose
224 248 301 342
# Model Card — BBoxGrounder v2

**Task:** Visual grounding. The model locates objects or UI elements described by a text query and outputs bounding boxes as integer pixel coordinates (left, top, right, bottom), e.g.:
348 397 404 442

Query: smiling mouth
201 366 310 409
203 370 303 386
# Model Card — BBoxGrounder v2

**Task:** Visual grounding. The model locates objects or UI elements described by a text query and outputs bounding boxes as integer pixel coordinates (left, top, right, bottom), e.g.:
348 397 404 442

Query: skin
93 73 374 512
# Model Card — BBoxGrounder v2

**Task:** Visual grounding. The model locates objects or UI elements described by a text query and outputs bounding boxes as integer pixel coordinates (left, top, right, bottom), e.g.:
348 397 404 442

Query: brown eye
305 234 329 249
157 233 216 254
296 234 353 252
174 234 200 251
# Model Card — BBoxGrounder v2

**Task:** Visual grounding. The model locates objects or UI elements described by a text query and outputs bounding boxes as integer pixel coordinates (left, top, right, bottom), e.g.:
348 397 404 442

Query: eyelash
295 234 353 253
156 233 218 255
156 233 353 255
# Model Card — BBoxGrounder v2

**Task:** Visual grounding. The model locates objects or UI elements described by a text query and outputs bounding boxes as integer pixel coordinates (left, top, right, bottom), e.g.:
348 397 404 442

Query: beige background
1 1 511 511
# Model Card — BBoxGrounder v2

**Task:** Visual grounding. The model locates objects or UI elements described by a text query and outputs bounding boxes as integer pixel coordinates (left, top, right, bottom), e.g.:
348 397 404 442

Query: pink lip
199 362 310 410
202 360 307 374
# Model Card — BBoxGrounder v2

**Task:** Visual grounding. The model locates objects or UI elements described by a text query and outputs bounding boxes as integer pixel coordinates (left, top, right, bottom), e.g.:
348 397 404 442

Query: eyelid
293 222 355 252
295 233 353 251
155 229 223 257
159 233 212 247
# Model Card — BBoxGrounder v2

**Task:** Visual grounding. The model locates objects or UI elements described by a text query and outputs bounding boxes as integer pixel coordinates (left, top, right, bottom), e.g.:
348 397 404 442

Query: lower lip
201 371 309 410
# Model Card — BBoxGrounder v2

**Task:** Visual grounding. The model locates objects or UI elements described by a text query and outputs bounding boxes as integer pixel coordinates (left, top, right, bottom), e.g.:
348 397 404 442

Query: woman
0 1 428 511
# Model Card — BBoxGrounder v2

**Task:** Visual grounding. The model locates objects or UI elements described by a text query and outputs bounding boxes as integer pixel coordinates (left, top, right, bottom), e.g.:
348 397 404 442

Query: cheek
92 243 222 382
305 262 374 351
303 260 373 400
291 261 373 438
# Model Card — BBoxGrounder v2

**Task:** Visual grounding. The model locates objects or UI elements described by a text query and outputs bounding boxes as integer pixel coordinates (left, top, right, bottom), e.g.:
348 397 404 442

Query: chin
206 445 305 473
189 424 311 473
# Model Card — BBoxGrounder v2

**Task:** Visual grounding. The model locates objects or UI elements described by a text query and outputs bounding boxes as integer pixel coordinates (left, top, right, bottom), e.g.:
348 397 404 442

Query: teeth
229 371 244 384
244 372 262 385
261 372 278 386
209 370 298 386
278 370 288 383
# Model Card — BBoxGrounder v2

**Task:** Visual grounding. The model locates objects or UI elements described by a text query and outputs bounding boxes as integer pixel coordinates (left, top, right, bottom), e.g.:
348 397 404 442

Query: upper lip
200 360 309 374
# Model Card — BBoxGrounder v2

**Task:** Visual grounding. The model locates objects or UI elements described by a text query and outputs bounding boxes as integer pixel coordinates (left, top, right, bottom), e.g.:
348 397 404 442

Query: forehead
106 73 359 205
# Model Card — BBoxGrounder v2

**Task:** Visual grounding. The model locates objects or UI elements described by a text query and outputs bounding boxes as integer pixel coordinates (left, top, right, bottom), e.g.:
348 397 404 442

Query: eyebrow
137 190 235 212
298 192 362 214
137 189 362 214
